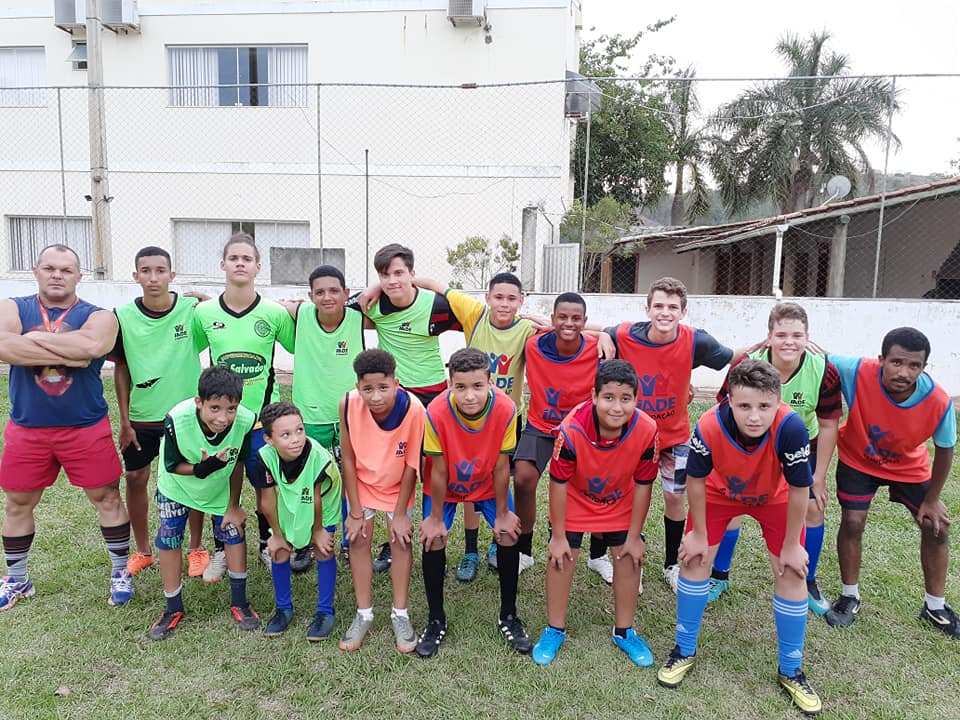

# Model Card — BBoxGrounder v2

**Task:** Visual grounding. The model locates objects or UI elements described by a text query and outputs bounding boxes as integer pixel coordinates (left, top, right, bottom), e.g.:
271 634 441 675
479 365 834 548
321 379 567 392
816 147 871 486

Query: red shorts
0 416 122 492
688 501 806 556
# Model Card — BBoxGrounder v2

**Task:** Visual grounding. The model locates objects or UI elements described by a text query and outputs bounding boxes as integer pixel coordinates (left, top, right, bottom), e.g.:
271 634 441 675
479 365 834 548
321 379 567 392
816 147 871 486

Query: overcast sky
583 1 960 175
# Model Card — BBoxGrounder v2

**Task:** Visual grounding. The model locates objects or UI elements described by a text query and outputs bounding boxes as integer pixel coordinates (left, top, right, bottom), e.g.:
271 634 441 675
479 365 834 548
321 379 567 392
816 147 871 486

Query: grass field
0 381 957 720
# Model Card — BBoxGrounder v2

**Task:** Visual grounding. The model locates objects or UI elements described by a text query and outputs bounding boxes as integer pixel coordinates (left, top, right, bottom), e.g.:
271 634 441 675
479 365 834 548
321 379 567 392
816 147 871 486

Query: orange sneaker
187 548 210 577
126 552 155 576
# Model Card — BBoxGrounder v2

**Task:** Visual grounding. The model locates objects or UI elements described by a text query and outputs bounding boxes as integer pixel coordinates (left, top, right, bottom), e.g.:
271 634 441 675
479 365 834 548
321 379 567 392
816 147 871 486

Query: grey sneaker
391 612 418 653
338 611 373 651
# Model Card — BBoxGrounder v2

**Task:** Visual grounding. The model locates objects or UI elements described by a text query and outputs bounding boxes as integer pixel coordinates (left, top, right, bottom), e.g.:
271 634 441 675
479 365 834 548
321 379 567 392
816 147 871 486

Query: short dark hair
881 327 931 362
448 347 490 379
727 359 781 396
134 246 172 269
308 264 346 290
353 348 396 380
259 401 303 436
768 302 808 332
594 359 638 394
198 365 243 402
647 277 688 310
553 291 587 313
36 243 80 268
488 272 523 293
373 243 414 274
223 232 260 261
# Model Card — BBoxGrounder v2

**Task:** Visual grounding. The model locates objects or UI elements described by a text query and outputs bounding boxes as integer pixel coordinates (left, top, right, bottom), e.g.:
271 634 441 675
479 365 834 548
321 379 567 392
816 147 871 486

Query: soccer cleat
778 669 822 716
455 553 480 582
149 610 184 641
498 615 533 654
264 608 294 637
657 645 696 688
231 603 261 631
824 595 861 627
0 576 35 612
391 613 418 653
707 577 730 603
108 569 135 607
290 546 313 574
487 542 499 571
531 626 566 665
919 603 960 639
415 619 447 658
806 579 830 616
126 552 155 576
259 545 272 568
202 550 227 583
307 611 336 642
613 628 654 667
372 543 392 573
186 547 210 578
663 564 680 593
338 612 373 651
339 543 350 562
587 555 614 584
518 552 535 575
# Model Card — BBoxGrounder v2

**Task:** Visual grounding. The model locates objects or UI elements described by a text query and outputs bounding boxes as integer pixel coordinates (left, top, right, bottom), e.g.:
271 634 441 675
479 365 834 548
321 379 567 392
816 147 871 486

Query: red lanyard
37 295 79 334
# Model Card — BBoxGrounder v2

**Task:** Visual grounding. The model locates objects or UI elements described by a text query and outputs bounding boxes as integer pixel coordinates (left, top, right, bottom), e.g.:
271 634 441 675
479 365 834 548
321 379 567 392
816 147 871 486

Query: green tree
446 234 519 290
667 66 710 225
560 196 636 291
709 31 900 215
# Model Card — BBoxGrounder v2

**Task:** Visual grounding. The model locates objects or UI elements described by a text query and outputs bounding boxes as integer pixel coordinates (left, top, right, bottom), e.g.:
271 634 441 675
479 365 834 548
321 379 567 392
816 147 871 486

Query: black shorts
557 529 630 550
121 424 164 472
513 424 555 475
835 460 929 516
508 417 524 473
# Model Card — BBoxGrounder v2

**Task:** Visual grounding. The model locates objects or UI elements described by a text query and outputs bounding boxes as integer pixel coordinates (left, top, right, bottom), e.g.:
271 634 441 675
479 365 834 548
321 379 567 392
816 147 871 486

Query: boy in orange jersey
417 347 528 657
531 360 659 667
338 349 425 653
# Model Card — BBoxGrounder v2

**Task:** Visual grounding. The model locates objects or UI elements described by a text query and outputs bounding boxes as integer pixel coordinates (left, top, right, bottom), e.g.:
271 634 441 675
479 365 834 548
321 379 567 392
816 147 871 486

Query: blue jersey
9 295 109 428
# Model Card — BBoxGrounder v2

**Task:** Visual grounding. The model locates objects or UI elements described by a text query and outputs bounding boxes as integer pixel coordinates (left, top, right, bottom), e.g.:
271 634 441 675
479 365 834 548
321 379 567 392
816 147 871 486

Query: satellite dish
824 175 852 204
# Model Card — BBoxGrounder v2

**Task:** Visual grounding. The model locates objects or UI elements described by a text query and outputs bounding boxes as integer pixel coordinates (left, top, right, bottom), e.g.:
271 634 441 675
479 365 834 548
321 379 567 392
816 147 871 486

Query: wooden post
600 254 613 293
828 215 850 297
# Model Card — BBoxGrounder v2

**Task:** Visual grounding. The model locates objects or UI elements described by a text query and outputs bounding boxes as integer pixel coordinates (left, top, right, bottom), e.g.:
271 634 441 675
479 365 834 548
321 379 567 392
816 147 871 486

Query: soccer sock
228 571 248 607
357 607 374 622
804 524 825 581
256 511 270 546
548 624 566 633
664 517 685 568
340 498 350 549
588 534 606 561
675 576 710 656
271 559 293 611
712 528 740 576
2 533 34 582
316 557 336 615
517 532 533 557
773 595 808 676
422 548 447 624
841 583 860 599
464 527 479 556
207 516 226 552
391 606 409 619
497 543 520 620
101 522 131 573
164 585 185 614
613 626 629 639
924 593 946 611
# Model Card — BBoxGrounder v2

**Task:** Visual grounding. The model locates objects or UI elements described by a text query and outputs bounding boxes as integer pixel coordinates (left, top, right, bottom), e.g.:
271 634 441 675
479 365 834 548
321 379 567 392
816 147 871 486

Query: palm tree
709 31 899 215
667 66 710 225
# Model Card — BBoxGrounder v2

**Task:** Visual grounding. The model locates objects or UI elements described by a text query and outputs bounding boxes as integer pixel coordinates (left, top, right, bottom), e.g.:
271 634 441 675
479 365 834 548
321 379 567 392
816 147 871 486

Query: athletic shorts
121 423 164 472
422 492 515 531
513 424 555 475
346 502 414 522
0 416 122 492
507 417 523 473
659 443 689 494
154 489 245 550
243 427 267 486
561 529 629 550
835 460 929 516
688 501 806 556
305 422 342 465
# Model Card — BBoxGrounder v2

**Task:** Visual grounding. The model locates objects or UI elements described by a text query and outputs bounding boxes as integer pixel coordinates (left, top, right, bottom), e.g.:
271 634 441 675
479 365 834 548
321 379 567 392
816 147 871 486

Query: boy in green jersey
148 366 258 641
111 246 208 578
255 402 343 640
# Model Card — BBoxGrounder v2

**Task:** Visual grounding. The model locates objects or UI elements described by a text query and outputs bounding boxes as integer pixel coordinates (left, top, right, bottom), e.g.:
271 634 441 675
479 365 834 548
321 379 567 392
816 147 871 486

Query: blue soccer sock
340 498 350 549
773 594 808 676
675 577 710 656
804 524 825 581
316 557 336 615
712 528 740 576
271 559 293 610
164 585 185 614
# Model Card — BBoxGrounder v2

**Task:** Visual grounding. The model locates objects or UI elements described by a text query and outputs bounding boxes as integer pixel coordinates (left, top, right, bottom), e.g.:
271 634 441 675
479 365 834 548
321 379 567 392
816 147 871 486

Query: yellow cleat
657 645 696 688
778 670 822 716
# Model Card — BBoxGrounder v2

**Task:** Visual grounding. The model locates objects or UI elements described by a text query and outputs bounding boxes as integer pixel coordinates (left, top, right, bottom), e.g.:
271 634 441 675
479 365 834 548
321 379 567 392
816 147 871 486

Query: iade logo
865 425 899 462
336 340 348 356
396 441 407 457
300 487 312 503
588 476 608 494
454 459 477 483
488 353 512 375
545 387 561 408
726 475 748 495
398 321 412 333
173 323 188 340
639 374 659 397
792 391 804 406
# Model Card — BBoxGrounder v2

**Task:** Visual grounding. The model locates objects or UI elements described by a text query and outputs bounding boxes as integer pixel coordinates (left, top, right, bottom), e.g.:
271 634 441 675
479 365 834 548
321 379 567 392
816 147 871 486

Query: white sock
391 607 408 619
924 593 946 611
841 583 860 599
357 607 374 621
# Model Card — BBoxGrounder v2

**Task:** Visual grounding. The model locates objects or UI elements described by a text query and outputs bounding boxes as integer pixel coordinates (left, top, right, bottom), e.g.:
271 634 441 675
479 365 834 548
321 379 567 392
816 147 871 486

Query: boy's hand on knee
312 527 334 559
267 533 292 561
679 531 708 568
494 511 521 546
777 542 809 578
917 498 951 537
390 514 413 548
419 516 447 550
547 535 573 571
345 514 365 543
617 536 646 569
222 505 246 534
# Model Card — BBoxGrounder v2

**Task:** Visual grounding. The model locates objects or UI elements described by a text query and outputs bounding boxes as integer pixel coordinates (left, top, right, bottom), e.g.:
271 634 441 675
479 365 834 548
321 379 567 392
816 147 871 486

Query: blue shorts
155 489 245 550
244 427 267 487
422 491 515 531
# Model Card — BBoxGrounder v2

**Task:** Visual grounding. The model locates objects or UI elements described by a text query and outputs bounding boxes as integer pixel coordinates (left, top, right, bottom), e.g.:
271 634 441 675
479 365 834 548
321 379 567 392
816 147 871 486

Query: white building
0 0 583 286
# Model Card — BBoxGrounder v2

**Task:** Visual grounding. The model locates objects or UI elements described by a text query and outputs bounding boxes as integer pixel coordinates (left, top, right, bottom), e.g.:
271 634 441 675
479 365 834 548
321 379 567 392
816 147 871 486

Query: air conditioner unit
54 0 86 32
102 0 140 31
448 0 485 27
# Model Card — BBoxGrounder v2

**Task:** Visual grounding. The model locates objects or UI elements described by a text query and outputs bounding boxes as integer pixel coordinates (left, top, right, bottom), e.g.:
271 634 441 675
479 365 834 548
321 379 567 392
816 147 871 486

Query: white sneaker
259 546 272 569
587 555 614 584
663 564 680 593
203 550 227 583
518 553 535 575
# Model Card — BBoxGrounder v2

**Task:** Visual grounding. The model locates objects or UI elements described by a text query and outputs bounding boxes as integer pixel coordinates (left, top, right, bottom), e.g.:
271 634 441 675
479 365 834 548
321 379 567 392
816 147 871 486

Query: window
168 46 307 107
0 47 46 107
172 219 310 281
66 42 88 71
8 216 93 271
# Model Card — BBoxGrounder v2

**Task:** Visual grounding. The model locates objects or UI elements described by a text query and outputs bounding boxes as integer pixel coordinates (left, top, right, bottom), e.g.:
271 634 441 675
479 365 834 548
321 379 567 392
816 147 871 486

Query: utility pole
86 0 112 279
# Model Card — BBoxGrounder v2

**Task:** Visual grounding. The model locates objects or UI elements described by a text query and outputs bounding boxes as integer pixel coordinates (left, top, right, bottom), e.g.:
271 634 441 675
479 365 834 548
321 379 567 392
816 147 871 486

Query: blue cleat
532 626 566 665
108 569 134 607
613 628 654 666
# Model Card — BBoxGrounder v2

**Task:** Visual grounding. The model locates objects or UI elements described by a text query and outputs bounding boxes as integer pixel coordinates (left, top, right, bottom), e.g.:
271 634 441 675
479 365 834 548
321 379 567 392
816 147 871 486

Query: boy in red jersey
656 360 821 717
417 347 528 657
531 360 659 666
824 327 957 637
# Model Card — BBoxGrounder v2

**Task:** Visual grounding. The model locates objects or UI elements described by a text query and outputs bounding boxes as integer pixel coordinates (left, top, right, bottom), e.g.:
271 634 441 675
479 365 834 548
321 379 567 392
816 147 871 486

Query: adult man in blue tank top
0 244 132 611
